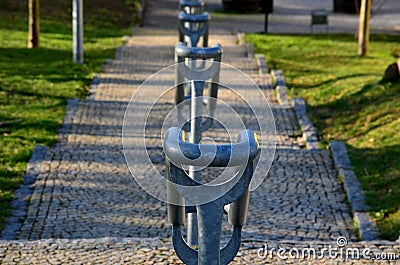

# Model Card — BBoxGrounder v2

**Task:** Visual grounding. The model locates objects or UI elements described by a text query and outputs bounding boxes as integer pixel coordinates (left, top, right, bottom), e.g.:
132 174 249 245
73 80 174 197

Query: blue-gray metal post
164 128 260 265
187 80 204 247
73 0 84 64
174 43 223 248
178 11 209 47
179 0 204 14
189 80 204 144
197 200 224 264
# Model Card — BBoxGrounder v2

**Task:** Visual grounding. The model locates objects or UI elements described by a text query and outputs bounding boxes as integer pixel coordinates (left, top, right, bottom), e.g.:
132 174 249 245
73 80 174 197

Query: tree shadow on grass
346 144 400 211
309 78 399 240
0 46 115 99
310 78 400 138
0 47 70 63
292 73 375 89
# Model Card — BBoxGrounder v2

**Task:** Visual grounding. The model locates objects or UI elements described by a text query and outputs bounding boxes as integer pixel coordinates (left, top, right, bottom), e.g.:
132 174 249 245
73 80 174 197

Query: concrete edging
330 141 379 241
1 97 82 240
292 98 320 150
88 74 101 100
236 33 244 45
271 70 289 105
254 54 269 75
270 70 319 150
269 69 379 240
0 146 47 240
245 43 254 59
115 46 124 60
58 98 80 143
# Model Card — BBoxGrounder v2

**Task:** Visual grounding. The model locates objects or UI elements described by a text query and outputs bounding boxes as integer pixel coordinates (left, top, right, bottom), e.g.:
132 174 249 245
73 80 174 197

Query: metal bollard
179 0 205 14
175 43 222 131
174 42 223 247
178 11 210 47
164 127 260 265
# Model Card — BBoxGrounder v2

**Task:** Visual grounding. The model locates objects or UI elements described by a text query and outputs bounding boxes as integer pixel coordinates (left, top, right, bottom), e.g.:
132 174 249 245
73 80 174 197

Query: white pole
73 0 84 63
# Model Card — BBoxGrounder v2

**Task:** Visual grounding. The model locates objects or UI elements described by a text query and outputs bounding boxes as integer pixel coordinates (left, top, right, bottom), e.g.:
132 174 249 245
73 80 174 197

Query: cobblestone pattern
243 149 356 243
4 32 300 237
1 146 47 240
2 0 398 263
0 238 398 264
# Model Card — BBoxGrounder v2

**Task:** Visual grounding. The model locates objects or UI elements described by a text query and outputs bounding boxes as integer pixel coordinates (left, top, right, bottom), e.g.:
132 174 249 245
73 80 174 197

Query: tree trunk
28 0 40 48
358 0 372 56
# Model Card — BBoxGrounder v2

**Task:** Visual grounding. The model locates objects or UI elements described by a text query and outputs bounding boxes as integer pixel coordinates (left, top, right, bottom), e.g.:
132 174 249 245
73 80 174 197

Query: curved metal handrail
179 0 204 9
163 127 259 168
178 11 210 47
179 11 209 23
175 42 222 60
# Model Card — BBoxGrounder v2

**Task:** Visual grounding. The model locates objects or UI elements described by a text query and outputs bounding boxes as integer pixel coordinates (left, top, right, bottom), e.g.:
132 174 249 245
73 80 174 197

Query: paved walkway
211 0 400 34
1 0 399 264
139 0 400 35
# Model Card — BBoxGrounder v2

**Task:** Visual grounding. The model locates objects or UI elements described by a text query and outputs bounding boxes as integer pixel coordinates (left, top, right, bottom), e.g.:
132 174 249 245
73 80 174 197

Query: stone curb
271 69 289 105
354 212 379 241
246 43 254 59
1 98 81 240
88 73 101 100
236 33 254 59
236 33 245 46
0 146 47 240
270 70 319 150
58 98 80 143
130 25 140 40
254 54 269 75
102 58 114 72
292 98 320 150
115 46 123 60
330 141 379 241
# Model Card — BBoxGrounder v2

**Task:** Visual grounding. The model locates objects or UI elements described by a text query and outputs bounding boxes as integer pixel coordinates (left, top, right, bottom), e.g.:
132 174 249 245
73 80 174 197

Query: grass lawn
0 0 138 229
246 33 400 240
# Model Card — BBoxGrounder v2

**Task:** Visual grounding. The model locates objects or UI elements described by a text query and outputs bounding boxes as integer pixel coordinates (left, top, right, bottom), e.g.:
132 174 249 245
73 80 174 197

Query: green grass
246 34 400 240
0 0 137 229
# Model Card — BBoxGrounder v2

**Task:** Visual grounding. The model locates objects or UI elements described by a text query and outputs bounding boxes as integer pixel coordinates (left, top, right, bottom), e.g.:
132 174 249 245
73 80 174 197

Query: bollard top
175 43 223 59
179 0 204 8
178 11 209 23
163 127 260 168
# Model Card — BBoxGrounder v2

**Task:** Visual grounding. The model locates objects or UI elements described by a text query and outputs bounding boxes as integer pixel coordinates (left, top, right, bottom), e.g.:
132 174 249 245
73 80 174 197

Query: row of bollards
176 0 219 249
164 1 261 264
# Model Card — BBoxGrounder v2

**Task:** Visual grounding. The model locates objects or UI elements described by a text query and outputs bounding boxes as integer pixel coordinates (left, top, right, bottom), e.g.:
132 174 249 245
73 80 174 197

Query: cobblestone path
1 0 398 264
